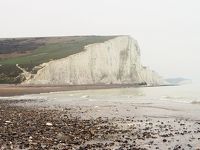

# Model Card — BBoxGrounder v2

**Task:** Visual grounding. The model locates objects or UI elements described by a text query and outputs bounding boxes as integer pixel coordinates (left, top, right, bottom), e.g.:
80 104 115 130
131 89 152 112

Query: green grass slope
0 36 117 83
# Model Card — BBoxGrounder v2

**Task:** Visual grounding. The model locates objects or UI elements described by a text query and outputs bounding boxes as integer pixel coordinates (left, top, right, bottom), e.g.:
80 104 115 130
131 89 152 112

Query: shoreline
0 84 172 97
0 84 146 97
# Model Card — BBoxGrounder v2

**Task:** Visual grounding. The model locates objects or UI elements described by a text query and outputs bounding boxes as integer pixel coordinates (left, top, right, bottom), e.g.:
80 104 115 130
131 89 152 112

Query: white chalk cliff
23 36 165 85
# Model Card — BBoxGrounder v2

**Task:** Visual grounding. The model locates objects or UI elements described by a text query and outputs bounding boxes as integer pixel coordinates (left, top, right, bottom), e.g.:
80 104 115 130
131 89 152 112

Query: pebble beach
1 85 200 149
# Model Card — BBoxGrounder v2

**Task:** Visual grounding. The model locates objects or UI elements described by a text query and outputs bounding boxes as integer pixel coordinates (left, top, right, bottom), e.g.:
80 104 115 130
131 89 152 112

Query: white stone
5 121 11 123
46 122 53 126
22 36 165 85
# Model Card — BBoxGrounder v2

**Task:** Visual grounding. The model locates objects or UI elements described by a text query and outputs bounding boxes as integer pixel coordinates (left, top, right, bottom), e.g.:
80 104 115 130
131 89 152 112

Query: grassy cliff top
0 36 117 66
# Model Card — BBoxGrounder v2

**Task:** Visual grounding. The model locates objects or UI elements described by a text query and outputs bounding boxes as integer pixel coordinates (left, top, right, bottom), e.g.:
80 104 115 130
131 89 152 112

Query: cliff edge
22 36 165 86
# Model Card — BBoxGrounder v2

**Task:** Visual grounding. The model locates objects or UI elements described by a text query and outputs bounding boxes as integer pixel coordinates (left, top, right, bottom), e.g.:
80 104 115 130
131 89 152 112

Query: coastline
0 84 148 97
0 83 173 97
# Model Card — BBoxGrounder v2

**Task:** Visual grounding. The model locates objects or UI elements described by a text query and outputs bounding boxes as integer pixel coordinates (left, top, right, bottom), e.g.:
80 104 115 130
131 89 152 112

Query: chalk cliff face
23 36 165 85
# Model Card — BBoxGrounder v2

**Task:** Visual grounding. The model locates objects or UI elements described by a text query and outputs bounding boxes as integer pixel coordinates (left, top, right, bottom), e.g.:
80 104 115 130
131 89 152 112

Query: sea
1 83 200 120
2 83 199 105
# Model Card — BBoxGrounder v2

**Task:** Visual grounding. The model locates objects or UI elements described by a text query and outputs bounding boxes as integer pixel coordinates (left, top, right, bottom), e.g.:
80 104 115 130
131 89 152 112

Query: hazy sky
0 0 199 81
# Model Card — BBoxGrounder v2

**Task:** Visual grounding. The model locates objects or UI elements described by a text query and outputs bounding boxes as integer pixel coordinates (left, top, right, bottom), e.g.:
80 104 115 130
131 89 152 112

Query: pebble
46 122 53 126
5 120 11 123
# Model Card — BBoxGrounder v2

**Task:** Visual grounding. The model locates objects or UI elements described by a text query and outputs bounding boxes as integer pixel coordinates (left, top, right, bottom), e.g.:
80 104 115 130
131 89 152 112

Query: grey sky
0 0 199 81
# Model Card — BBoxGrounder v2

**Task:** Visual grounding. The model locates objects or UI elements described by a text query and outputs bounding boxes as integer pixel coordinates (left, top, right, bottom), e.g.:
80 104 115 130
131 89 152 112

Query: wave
162 96 187 100
161 95 199 104
81 95 89 98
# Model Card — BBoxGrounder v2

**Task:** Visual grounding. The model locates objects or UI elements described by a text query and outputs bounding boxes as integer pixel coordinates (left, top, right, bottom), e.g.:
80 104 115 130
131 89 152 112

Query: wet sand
0 84 141 97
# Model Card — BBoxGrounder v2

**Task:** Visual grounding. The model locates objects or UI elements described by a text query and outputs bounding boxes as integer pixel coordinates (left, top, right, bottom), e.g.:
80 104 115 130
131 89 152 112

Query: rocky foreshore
1 99 200 149
0 100 136 150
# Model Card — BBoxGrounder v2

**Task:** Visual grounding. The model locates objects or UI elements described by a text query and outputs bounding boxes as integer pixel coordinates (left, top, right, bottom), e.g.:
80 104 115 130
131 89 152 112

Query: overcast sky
0 0 199 81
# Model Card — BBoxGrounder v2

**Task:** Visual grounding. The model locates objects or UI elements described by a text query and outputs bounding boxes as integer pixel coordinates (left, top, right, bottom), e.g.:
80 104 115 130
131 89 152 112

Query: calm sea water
49 83 200 104
1 84 200 105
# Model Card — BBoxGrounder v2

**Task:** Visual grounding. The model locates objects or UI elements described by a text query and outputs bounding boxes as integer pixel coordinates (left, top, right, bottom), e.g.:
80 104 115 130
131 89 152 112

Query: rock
56 133 67 141
163 139 167 142
22 36 165 86
187 144 192 148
